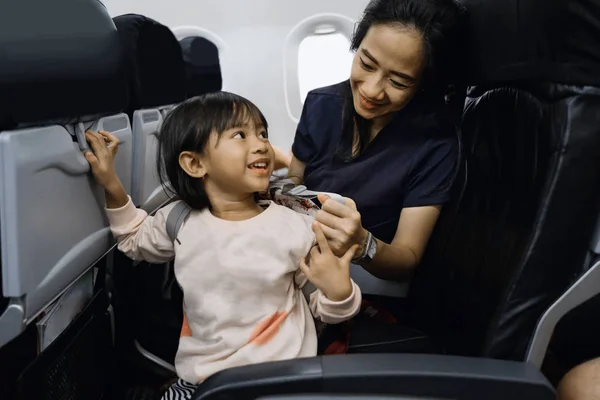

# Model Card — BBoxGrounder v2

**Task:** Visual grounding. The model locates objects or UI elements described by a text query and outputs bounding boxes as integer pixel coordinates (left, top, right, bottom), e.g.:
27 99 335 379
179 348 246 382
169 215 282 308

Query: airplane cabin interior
0 0 600 399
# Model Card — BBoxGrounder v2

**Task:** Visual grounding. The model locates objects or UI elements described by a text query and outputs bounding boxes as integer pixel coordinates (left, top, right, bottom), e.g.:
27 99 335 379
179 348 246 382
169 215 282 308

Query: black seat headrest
113 14 187 115
460 0 600 86
0 0 127 129
179 36 223 98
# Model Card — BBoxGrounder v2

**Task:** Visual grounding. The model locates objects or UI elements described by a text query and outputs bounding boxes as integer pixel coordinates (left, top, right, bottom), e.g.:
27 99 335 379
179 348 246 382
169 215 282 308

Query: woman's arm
272 145 292 171
315 128 458 280
287 155 306 186
315 195 441 281
361 205 441 280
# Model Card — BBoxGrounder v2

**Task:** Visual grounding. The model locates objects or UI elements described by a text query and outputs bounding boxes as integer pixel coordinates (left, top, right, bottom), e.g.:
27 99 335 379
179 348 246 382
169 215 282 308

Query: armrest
192 354 555 400
258 397 456 400
257 397 462 400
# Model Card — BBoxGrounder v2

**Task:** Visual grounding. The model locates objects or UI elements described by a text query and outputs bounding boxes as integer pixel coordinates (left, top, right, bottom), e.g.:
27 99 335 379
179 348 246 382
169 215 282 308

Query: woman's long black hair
335 0 466 162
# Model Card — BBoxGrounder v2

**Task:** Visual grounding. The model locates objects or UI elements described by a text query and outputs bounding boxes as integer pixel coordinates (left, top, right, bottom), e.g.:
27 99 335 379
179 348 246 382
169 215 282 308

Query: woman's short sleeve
291 94 318 163
403 135 459 208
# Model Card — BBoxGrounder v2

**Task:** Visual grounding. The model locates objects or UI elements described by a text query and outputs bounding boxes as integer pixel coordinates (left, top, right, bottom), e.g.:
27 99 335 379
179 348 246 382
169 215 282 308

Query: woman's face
350 24 426 122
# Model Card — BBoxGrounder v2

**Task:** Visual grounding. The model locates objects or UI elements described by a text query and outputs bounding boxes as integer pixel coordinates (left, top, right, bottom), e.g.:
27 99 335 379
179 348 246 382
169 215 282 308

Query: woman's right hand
84 130 120 190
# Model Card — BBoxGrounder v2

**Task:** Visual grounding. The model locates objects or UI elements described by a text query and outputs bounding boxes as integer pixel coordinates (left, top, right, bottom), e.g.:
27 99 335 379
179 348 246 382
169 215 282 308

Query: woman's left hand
315 193 368 258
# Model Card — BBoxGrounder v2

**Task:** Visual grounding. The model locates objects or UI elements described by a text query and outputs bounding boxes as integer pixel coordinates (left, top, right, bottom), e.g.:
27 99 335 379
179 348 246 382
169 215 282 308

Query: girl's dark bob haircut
157 91 268 209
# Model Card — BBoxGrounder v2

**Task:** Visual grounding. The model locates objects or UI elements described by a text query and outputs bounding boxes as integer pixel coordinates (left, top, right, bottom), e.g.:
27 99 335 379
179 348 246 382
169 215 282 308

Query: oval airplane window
283 14 355 123
298 32 353 104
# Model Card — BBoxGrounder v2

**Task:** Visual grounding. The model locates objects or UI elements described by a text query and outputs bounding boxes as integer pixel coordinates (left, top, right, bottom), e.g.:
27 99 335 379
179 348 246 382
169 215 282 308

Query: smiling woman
350 24 424 125
289 0 465 277
286 0 466 350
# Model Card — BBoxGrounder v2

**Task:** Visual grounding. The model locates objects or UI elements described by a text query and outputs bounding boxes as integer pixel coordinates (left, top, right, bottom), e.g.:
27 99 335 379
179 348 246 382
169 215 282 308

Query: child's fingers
299 256 311 278
99 130 120 152
84 151 99 167
312 222 332 255
309 243 320 259
84 130 97 144
341 244 360 266
85 131 106 155
107 141 119 155
98 130 120 144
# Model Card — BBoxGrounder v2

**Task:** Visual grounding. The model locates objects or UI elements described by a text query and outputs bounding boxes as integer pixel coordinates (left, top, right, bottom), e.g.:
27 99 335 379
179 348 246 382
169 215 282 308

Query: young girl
84 91 362 399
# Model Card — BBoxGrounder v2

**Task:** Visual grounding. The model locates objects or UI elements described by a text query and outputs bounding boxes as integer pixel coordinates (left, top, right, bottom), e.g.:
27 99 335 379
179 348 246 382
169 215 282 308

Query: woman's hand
315 193 368 259
300 222 359 302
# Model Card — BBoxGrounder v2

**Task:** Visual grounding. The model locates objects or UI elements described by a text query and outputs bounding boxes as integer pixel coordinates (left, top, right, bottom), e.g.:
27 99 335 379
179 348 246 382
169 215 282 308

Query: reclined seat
179 36 223 97
113 13 187 212
183 0 600 398
0 0 131 350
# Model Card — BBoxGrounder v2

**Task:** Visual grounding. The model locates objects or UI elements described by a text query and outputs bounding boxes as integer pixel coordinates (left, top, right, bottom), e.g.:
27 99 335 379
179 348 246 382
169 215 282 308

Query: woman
283 0 465 351
288 0 465 282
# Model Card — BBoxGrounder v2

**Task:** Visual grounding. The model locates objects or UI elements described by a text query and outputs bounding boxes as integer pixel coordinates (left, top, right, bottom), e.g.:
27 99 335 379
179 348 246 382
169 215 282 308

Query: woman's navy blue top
291 81 459 244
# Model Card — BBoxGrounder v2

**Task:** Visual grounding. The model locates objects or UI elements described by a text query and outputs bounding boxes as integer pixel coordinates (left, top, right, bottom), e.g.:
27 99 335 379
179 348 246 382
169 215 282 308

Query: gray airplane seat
184 0 600 398
110 14 188 380
113 13 187 212
0 0 131 399
542 213 600 374
0 0 132 350
179 36 223 98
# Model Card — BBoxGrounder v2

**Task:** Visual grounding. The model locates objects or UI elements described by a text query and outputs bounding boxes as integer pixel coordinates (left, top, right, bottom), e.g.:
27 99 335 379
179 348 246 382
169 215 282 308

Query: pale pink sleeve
105 196 175 263
308 281 362 324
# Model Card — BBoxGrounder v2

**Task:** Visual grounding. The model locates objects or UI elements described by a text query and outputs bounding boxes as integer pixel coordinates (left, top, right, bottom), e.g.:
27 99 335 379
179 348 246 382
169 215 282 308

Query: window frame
283 14 355 123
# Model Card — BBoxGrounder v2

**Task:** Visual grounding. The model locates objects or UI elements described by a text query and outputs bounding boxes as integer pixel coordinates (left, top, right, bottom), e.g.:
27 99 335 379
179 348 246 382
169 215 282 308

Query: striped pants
161 378 198 400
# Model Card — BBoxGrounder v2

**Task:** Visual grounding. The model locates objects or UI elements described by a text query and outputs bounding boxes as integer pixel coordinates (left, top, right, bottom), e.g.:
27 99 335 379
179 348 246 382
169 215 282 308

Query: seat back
413 0 600 361
113 14 187 211
179 36 223 98
0 0 130 348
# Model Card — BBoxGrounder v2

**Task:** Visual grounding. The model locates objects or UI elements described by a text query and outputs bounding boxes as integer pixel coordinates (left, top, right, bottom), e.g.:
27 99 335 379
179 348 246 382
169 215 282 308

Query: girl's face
350 24 426 124
200 121 275 199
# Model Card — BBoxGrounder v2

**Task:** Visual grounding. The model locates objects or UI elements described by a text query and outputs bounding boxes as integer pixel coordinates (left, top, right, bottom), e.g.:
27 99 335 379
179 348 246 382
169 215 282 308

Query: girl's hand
299 222 359 302
315 193 368 259
84 130 120 190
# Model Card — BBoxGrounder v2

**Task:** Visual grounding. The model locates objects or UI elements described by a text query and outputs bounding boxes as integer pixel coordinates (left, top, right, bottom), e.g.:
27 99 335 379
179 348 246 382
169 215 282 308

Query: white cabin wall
101 0 369 151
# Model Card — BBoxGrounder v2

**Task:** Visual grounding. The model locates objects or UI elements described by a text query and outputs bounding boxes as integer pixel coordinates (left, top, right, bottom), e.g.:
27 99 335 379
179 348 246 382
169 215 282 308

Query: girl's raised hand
84 130 120 189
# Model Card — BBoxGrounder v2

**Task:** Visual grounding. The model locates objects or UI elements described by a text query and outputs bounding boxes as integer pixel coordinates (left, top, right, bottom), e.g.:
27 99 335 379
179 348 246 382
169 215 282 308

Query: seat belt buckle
260 177 345 217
